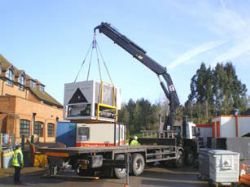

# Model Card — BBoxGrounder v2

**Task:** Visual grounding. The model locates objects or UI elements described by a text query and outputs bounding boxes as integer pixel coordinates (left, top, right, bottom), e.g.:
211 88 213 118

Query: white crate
64 80 121 122
208 150 239 184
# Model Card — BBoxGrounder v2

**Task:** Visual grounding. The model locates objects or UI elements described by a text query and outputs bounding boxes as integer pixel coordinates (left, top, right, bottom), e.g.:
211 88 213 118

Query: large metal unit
64 80 121 123
208 150 239 185
208 137 250 165
56 122 125 147
76 123 125 147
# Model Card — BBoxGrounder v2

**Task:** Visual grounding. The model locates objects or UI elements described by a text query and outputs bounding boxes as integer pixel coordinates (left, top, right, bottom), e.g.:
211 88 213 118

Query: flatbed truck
39 22 196 178
39 142 184 178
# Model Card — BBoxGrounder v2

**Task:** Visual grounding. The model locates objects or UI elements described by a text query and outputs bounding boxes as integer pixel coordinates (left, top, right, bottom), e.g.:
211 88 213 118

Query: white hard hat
134 136 138 140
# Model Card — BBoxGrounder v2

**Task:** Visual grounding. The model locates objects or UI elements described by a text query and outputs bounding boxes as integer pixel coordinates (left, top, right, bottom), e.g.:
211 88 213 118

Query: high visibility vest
12 148 24 167
130 140 140 146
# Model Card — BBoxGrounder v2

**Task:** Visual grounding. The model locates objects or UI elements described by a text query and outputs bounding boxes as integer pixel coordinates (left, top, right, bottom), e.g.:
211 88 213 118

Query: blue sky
1 0 250 105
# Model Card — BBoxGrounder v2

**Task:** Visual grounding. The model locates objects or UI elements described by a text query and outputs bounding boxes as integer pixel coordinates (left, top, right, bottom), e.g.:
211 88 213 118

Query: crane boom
94 22 180 129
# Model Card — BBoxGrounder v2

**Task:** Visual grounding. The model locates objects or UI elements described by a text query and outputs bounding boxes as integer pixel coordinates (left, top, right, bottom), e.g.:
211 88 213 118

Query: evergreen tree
118 98 161 135
186 62 247 123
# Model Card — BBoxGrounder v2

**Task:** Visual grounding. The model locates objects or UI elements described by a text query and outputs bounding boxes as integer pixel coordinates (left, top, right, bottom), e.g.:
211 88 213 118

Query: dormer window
30 80 36 88
6 68 14 86
18 74 25 90
39 85 45 92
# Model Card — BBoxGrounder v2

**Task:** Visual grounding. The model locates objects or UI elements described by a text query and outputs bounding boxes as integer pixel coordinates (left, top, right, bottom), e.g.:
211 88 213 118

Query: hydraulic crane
94 22 180 130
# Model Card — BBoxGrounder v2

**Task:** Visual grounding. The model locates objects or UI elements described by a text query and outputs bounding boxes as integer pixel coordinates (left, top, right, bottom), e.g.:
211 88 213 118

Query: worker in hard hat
130 136 140 146
12 144 24 185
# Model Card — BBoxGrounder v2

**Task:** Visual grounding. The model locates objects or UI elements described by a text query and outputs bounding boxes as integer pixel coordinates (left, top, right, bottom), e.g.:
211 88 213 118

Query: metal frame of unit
96 81 118 121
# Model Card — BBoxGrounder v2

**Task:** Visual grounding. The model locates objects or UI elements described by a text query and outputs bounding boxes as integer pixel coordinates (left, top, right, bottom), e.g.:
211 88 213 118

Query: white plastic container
208 150 239 185
64 80 121 122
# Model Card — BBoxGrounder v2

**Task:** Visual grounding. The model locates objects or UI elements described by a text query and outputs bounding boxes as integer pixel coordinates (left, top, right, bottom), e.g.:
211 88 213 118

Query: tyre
174 149 184 168
114 154 127 179
132 153 145 176
185 151 195 166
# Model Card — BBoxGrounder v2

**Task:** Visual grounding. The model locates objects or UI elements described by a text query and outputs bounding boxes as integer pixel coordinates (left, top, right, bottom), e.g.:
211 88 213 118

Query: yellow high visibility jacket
130 140 140 146
12 148 24 167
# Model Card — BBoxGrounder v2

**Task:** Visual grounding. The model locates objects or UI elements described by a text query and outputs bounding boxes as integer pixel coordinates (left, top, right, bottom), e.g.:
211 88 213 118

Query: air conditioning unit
64 80 121 123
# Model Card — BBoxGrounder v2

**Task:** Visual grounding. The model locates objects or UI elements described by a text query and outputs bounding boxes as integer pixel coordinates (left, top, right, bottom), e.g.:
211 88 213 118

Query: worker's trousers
14 166 21 183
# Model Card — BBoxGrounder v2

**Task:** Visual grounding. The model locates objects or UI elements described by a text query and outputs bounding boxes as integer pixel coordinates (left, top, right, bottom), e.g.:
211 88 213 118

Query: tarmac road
0 166 208 187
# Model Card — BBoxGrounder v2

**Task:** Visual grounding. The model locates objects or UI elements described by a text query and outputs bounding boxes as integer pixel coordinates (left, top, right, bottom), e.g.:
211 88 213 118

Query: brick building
0 55 63 143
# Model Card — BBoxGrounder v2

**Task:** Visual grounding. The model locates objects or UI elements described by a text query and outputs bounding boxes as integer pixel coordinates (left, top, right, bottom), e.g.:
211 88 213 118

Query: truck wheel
132 153 145 176
174 150 184 168
185 151 194 166
114 154 127 179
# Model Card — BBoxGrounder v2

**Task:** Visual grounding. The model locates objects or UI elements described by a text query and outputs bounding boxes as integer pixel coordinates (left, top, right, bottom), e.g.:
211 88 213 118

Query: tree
118 98 161 136
187 63 214 122
186 62 247 123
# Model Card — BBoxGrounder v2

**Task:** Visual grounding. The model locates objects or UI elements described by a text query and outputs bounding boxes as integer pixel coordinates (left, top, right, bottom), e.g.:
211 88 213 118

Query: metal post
32 113 36 136
235 115 239 137
233 109 239 137
21 135 25 150
0 133 2 152
114 122 117 146
31 135 34 144
125 152 130 187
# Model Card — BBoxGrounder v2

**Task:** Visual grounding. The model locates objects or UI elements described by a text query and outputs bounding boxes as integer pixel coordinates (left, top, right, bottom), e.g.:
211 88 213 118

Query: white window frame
30 80 36 88
34 121 44 137
40 85 45 92
47 123 55 137
20 119 30 137
6 67 14 86
18 73 25 90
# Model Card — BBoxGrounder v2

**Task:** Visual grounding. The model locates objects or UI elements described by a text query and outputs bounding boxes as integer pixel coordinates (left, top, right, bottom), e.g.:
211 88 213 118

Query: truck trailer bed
38 144 183 178
38 144 180 163
39 145 175 155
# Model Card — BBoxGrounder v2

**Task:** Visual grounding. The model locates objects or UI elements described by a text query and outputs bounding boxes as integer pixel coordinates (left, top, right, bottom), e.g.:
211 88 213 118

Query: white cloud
168 40 226 69
211 1 250 65
168 0 250 69
212 37 250 65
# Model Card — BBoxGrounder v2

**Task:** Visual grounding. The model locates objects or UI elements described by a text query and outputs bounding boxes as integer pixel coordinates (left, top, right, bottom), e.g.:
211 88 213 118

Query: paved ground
0 166 208 187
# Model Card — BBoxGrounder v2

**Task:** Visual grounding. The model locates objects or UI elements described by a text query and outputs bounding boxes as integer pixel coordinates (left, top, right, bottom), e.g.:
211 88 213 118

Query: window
30 80 36 88
20 120 30 137
6 68 14 86
34 121 43 137
77 126 89 141
39 85 45 92
192 126 199 137
47 123 54 137
18 74 25 90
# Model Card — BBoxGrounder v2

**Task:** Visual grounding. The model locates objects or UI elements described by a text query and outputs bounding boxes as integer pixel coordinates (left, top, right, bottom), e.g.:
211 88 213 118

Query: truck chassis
39 144 184 179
